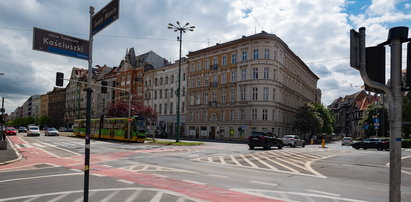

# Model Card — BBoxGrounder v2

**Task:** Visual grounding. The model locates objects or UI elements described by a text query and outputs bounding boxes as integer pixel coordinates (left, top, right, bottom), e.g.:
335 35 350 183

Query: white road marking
182 180 206 185
47 193 69 202
117 179 135 184
152 174 168 178
100 190 121 202
249 154 278 170
0 173 82 183
150 192 163 202
306 189 340 197
40 142 82 156
15 144 21 149
124 190 141 202
250 180 278 187
91 174 105 177
70 169 82 173
219 156 226 164
229 154 242 166
208 174 228 178
32 143 46 148
254 153 299 173
402 169 411 176
239 154 258 168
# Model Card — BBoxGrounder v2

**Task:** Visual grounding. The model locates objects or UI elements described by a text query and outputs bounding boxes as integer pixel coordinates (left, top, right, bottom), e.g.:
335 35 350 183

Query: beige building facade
186 31 320 140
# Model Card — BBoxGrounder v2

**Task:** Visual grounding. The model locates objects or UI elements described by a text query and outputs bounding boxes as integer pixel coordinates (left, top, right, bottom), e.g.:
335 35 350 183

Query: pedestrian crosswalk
194 149 349 178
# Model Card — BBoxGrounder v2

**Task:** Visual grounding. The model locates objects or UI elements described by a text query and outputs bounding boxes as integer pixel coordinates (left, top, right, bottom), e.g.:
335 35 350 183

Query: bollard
322 139 325 148
310 138 314 145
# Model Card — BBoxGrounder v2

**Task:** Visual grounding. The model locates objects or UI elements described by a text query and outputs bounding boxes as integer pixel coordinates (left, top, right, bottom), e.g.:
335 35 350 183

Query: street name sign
92 0 119 35
32 27 89 60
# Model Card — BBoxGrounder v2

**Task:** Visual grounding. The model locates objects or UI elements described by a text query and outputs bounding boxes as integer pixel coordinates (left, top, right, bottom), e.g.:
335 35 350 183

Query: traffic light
56 72 64 86
101 81 108 93
364 45 385 93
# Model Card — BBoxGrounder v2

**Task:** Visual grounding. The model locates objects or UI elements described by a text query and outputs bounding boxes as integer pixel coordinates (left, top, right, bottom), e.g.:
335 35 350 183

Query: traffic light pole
353 27 408 202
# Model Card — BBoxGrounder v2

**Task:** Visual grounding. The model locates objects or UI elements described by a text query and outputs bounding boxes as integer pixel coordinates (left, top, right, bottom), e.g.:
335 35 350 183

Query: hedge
403 139 411 148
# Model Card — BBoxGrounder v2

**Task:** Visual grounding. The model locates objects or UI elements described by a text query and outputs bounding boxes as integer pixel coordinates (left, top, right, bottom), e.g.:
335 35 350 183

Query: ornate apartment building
186 31 321 140
64 67 88 129
143 58 188 137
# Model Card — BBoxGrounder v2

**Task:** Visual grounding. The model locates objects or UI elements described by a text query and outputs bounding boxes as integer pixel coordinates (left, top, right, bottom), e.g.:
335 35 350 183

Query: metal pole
389 37 402 202
128 92 131 141
1 98 4 142
84 6 94 202
176 29 182 143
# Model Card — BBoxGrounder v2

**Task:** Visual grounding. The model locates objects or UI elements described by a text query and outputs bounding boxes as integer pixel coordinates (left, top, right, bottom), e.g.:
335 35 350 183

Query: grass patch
146 138 203 146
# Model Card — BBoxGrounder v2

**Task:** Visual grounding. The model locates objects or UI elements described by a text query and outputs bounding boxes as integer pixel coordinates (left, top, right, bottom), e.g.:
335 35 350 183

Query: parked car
248 132 283 150
18 126 27 133
27 126 40 136
342 137 353 146
352 138 389 151
45 127 59 136
5 127 17 136
282 135 305 147
58 127 67 132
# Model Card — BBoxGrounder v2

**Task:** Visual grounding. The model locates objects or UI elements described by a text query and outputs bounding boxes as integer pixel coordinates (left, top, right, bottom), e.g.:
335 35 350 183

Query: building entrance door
210 127 216 139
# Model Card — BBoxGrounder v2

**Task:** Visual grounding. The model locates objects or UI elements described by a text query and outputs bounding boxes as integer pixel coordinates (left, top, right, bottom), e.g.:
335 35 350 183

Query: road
1 133 411 201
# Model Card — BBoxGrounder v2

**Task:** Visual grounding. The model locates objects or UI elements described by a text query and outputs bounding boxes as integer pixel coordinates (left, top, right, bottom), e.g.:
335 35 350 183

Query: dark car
352 138 389 151
248 132 283 150
5 127 17 136
18 127 27 133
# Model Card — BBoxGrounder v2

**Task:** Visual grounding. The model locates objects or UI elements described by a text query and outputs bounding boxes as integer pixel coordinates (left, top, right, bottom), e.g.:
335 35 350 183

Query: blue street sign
92 0 119 36
33 27 89 60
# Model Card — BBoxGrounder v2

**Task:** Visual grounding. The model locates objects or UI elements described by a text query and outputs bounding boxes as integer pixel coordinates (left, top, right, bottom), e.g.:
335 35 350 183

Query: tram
73 116 146 143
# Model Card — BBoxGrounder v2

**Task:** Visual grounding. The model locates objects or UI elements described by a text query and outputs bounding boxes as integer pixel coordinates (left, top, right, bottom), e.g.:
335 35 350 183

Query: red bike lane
2 136 283 202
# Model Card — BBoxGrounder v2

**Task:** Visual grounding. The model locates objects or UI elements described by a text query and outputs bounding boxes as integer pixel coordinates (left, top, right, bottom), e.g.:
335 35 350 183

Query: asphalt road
1 133 410 202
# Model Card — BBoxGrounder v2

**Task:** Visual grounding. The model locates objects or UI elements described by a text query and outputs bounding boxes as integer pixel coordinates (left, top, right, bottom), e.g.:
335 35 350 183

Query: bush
402 139 411 148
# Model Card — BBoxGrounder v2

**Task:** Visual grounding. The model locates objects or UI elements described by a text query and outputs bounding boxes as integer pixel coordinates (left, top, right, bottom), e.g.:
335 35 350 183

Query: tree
38 115 51 128
293 103 323 141
107 101 157 121
359 102 388 138
311 102 335 134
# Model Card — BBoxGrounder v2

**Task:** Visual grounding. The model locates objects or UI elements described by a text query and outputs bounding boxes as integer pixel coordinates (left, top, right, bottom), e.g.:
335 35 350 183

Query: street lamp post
168 21 194 142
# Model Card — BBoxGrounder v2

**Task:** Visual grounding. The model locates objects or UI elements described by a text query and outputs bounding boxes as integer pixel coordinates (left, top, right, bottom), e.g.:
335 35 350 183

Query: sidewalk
0 136 21 165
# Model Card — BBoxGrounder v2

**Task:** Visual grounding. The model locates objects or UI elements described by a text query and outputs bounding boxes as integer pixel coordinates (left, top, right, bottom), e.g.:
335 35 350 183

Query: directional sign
92 0 119 35
32 27 89 60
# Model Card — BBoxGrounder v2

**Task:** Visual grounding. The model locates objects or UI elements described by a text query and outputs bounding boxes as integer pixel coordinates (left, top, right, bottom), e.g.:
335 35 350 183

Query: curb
0 136 23 166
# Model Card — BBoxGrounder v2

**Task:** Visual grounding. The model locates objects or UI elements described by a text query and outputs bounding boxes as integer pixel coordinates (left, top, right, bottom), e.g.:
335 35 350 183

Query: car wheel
278 143 283 150
264 145 270 150
363 147 367 150
291 143 296 148
385 148 389 151
377 147 383 151
302 143 305 148
249 146 254 150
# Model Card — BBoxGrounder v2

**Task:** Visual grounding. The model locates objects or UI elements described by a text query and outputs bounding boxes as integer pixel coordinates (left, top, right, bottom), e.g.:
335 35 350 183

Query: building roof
187 31 319 80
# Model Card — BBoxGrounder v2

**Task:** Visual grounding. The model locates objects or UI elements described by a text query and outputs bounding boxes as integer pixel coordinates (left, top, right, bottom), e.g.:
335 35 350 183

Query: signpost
33 27 89 60
91 0 119 35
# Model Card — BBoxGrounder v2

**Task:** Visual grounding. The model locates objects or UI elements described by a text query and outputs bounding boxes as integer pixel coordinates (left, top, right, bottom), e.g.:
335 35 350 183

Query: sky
0 0 410 114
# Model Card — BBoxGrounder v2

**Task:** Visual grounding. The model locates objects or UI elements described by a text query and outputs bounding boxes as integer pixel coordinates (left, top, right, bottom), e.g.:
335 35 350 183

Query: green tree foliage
38 115 51 128
293 103 323 140
402 96 411 139
311 102 335 134
359 103 388 138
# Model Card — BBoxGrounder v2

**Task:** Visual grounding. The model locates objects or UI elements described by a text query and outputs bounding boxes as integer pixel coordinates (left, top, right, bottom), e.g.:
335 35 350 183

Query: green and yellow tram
73 116 146 142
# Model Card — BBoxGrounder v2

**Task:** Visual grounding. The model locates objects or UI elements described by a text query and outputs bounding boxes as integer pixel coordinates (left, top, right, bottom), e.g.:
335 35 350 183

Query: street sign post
32 27 89 60
91 0 119 35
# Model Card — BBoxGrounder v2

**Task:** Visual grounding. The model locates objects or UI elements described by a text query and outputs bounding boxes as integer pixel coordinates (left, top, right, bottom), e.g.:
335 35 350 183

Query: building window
272 109 275 121
273 69 276 80
222 111 225 121
159 90 162 99
262 109 268 120
160 78 163 85
242 51 247 61
171 75 174 83
253 49 259 59
171 88 174 98
264 49 270 59
222 73 226 84
154 90 157 99
252 109 257 120
182 102 185 113
183 73 186 81
159 104 162 115
273 88 276 101
170 103 173 114
196 95 200 105
231 70 236 82
230 110 234 120
253 68 258 79
241 88 246 101
252 87 258 101
181 87 184 97
222 56 227 66
212 91 216 102
154 104 157 112
164 103 167 114
241 68 247 80
231 53 237 64
230 88 235 102
240 109 246 120
264 68 269 79
213 57 218 69
263 87 269 101
191 63 195 72
165 89 168 98
222 91 226 103
197 79 201 88
155 78 158 86
205 59 209 69
197 61 201 71
165 76 168 84
205 77 209 87
204 93 208 104
190 80 194 88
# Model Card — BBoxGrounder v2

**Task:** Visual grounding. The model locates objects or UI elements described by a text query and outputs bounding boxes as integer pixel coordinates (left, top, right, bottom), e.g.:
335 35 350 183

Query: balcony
209 101 217 108
209 82 218 88
210 64 218 71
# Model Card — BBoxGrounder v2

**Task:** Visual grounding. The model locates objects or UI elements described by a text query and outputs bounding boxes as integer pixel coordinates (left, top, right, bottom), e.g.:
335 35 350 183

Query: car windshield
251 132 264 137
283 135 293 138
7 128 15 131
29 127 39 130
343 137 352 140
48 128 57 131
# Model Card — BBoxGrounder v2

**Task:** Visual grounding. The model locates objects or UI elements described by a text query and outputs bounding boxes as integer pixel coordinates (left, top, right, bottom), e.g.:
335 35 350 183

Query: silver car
341 137 353 146
45 128 59 136
282 135 305 147
27 126 40 136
